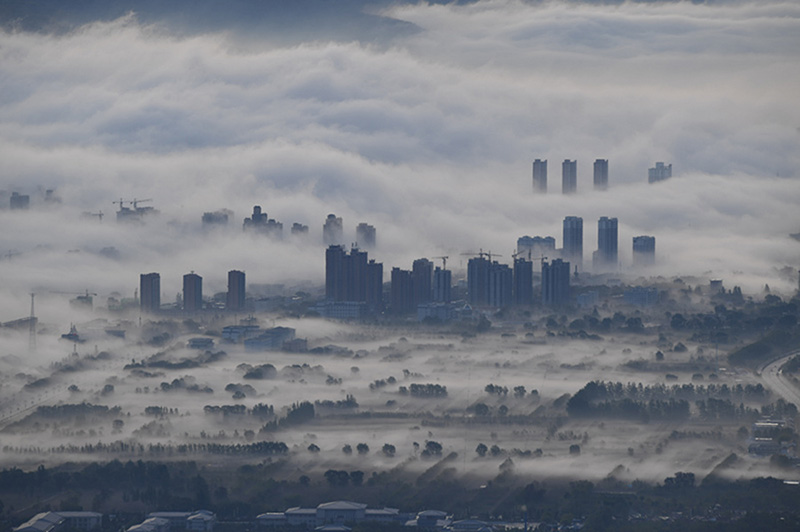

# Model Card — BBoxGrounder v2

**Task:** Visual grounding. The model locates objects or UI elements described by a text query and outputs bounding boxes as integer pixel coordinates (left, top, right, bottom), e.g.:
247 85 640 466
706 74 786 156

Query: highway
759 350 800 406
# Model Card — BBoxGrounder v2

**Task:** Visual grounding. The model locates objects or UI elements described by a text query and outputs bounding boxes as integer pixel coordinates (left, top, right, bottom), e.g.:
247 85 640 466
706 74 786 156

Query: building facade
593 159 608 190
532 159 547 193
227 270 246 310
140 272 160 313
562 216 583 270
355 223 376 249
562 159 577 194
183 273 203 312
648 162 672 183
323 214 344 245
593 216 618 272
632 235 656 267
542 259 571 306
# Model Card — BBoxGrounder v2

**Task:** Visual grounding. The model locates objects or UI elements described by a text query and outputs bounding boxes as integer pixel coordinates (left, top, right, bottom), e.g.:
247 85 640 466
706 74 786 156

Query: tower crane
432 256 449 269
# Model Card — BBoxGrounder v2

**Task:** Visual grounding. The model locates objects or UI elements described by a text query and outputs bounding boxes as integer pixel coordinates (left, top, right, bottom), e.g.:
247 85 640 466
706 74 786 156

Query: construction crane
50 290 98 310
131 198 152 209
432 256 449 269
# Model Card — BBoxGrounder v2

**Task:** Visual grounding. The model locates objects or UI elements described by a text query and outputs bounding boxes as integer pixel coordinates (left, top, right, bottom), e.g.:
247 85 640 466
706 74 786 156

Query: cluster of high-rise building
532 159 673 191
139 270 246 313
532 159 609 193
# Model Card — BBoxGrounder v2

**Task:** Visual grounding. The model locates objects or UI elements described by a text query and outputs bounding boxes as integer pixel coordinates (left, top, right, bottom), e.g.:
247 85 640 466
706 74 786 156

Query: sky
1 0 799 320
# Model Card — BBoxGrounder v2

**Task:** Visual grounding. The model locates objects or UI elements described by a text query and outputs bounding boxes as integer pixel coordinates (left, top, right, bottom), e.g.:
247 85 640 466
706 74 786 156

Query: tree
350 470 364 486
476 443 488 457
342 444 352 455
569 444 581 455
421 441 443 457
382 443 396 457
307 443 320 453
356 443 369 454
513 386 526 398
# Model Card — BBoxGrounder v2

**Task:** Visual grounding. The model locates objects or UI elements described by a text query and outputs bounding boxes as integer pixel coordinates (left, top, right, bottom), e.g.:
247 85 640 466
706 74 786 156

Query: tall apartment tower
227 270 246 311
517 236 556 260
593 217 619 271
323 214 344 245
326 245 381 305
648 162 672 183
390 267 414 314
356 223 376 249
467 256 491 306
532 159 547 193
344 248 368 302
562 159 577 194
513 258 533 305
542 259 570 306
593 159 608 190
412 258 434 306
562 216 583 270
433 267 452 303
366 260 383 310
325 245 346 300
488 263 513 308
632 236 656 267
140 272 160 313
183 272 203 312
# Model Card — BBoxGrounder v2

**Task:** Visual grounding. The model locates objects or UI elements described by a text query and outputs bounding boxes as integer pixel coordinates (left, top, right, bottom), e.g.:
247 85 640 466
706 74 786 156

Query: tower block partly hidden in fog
356 223 376 249
542 259 570 306
562 216 583 271
648 162 672 183
323 214 344 245
593 216 619 272
532 159 547 193
140 272 160 313
183 272 203 312
326 245 382 310
562 159 577 194
513 257 534 305
227 270 246 311
593 159 608 190
633 236 656 267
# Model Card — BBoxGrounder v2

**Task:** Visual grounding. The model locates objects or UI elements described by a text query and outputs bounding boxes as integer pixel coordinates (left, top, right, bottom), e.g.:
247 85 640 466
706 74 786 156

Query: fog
0 0 799 492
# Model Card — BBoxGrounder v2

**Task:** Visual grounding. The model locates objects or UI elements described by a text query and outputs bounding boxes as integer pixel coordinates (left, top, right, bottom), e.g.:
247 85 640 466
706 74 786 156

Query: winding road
759 349 800 405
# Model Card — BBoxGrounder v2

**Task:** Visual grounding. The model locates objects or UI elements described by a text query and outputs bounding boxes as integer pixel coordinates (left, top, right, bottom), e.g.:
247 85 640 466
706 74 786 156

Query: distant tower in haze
593 217 618 272
632 236 656 267
562 159 577 194
532 159 547 193
513 257 533 305
562 216 583 270
140 273 160 313
323 214 344 245
467 255 491 306
648 162 672 183
542 259 570 306
412 258 433 306
433 267 452 303
183 272 203 312
517 236 556 260
227 270 246 311
488 262 512 308
325 245 380 306
593 159 608 190
356 222 376 249
390 267 414 314
291 222 309 236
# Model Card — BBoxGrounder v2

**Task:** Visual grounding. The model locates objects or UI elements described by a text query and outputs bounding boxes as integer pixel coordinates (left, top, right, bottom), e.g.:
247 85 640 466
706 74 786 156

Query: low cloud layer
1 0 799 313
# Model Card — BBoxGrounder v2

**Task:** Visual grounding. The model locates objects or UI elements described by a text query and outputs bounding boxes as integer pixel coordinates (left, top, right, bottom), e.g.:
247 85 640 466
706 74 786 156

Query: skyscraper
562 216 583 270
593 159 608 190
648 162 672 183
532 159 547 193
433 267 452 303
632 235 656 267
366 260 383 309
243 206 283 237
356 222 376 249
542 259 570 306
390 267 414 314
227 270 246 311
326 245 380 305
467 256 491 306
562 159 577 194
517 235 556 260
325 245 346 301
593 216 619 271
488 262 513 308
323 214 344 245
412 258 433 306
140 272 160 313
513 258 533 305
344 248 368 302
183 272 203 312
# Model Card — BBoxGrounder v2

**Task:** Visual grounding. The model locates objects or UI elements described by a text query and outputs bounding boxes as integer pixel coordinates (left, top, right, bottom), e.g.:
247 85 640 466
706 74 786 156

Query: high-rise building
488 263 513 308
648 162 672 183
467 256 491 306
325 245 380 306
291 222 309 236
513 258 533 305
562 159 577 194
412 258 433 306
433 267 452 303
632 235 656 267
202 210 229 227
243 206 283 237
532 159 547 193
227 270 246 311
10 192 30 210
593 217 619 271
390 268 414 314
183 272 203 312
593 159 608 190
366 260 383 309
562 216 583 270
542 259 570 306
323 214 344 245
356 223 376 249
140 272 160 313
517 235 556 260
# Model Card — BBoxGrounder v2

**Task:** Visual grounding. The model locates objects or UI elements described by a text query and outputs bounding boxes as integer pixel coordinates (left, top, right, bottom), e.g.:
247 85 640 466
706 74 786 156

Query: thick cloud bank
1 0 799 311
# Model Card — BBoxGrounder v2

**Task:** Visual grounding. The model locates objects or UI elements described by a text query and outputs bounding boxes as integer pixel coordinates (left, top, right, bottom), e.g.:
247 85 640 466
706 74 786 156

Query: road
759 350 800 406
